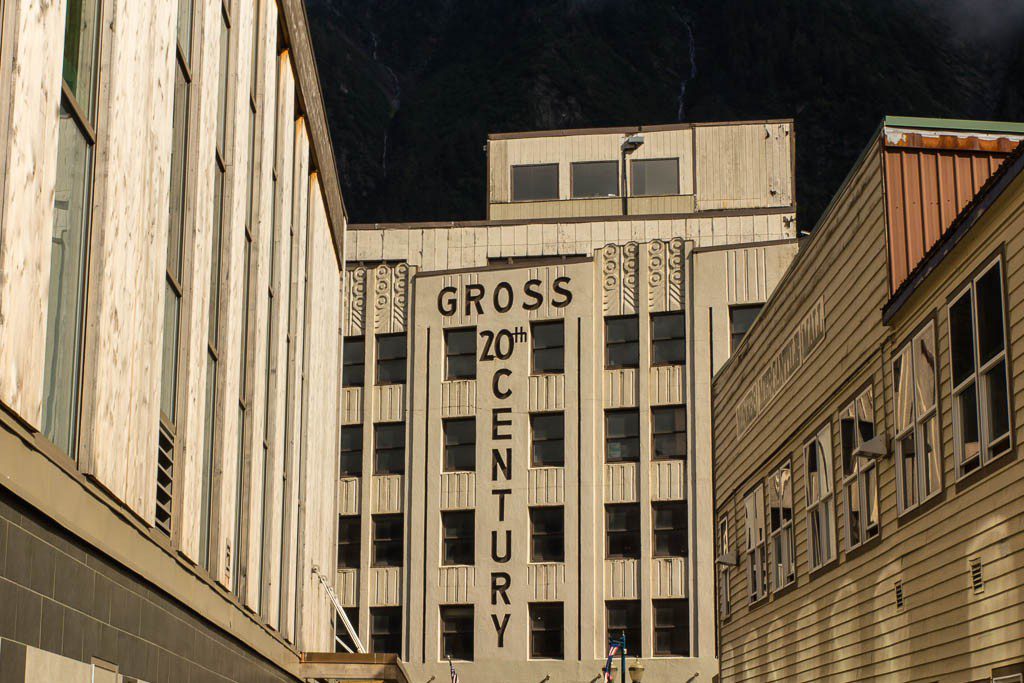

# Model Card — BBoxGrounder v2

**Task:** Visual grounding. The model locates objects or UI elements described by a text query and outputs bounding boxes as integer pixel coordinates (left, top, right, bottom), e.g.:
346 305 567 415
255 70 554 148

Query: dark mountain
305 0 1024 229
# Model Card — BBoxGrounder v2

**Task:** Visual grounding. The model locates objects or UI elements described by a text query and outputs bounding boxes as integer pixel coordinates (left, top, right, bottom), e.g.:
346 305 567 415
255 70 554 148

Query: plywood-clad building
0 1 388 681
711 117 1024 682
340 120 799 682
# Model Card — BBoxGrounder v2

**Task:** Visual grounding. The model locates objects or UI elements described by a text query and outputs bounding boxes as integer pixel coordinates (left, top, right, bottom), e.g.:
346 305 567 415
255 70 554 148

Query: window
512 163 558 202
44 0 104 457
343 336 365 387
531 413 564 467
337 516 360 569
653 502 687 557
335 611 360 653
370 607 401 654
892 322 940 512
445 328 476 380
652 406 686 460
530 507 564 562
605 316 639 369
767 462 795 590
651 312 685 365
443 418 475 472
730 304 763 352
653 600 689 656
340 426 363 477
744 486 767 602
718 516 731 618
376 333 407 385
571 161 618 198
529 603 564 659
606 504 640 559
374 422 405 475
532 321 564 374
948 259 1011 477
606 409 640 463
631 158 679 196
804 425 836 570
441 511 474 566
440 606 474 661
839 386 880 550
606 601 641 656
372 514 403 567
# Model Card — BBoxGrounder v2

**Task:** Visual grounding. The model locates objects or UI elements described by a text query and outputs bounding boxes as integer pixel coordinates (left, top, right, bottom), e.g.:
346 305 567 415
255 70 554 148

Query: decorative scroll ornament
601 242 639 316
344 267 367 335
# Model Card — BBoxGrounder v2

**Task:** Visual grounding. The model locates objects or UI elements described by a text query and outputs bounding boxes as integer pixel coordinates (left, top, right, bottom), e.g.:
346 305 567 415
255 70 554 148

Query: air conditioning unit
716 549 739 567
854 434 889 460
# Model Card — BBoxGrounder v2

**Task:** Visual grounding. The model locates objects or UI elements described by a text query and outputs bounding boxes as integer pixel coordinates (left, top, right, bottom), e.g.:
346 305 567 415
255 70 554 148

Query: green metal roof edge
884 115 1024 134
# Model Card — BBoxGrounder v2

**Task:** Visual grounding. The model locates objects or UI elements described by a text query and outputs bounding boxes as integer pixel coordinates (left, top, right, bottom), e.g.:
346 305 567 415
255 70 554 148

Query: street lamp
604 632 645 683
628 658 646 682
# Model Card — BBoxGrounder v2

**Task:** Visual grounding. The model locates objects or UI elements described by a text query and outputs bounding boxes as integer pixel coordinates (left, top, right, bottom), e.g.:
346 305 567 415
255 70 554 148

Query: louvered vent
155 429 174 536
893 580 904 609
969 557 984 594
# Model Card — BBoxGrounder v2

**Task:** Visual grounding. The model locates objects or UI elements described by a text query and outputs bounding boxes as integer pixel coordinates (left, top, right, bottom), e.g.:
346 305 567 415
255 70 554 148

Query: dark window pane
340 426 363 477
377 333 407 385
531 413 565 467
949 292 975 386
605 316 639 369
976 265 1005 365
631 158 679 196
985 359 1010 456
374 423 405 475
529 603 564 659
444 418 476 472
651 312 685 365
571 161 618 198
442 511 475 566
512 164 558 201
337 516 360 569
62 0 103 118
372 515 403 567
606 504 641 559
730 305 763 352
446 328 477 380
530 507 565 562
370 607 402 654
653 502 687 557
335 611 360 653
440 606 474 661
606 410 640 463
652 406 686 460
653 600 689 656
532 321 565 374
343 336 365 387
606 601 642 657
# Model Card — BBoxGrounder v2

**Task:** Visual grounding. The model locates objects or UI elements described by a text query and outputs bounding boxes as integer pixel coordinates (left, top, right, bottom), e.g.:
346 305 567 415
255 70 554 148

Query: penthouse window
529 603 564 659
443 418 476 472
653 502 687 557
370 607 401 654
512 163 559 202
767 462 795 591
892 321 940 513
571 160 618 198
605 316 639 369
948 258 1011 477
744 485 767 603
532 320 565 374
343 336 365 387
530 506 565 563
442 510 475 566
804 425 836 571
718 515 732 618
374 422 405 475
440 606 474 661
606 504 641 559
653 600 689 656
651 312 685 365
339 426 362 477
372 514 403 567
839 386 879 550
376 333 407 385
337 516 360 569
445 328 477 380
531 412 565 467
606 601 641 657
730 304 763 352
652 406 686 460
630 158 679 196
606 409 640 463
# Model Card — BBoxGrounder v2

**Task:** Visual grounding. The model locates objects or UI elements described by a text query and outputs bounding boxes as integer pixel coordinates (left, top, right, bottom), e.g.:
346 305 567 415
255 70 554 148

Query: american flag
448 655 459 683
603 643 620 682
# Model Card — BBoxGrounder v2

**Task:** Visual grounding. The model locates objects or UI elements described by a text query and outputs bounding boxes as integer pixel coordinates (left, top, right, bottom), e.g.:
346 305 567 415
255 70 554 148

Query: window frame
605 408 640 463
839 385 880 552
604 315 640 369
442 417 476 473
651 405 686 461
530 412 565 468
441 510 475 566
339 425 363 478
767 461 795 592
803 424 836 571
529 506 565 563
744 485 767 603
605 503 641 559
892 320 941 514
528 602 564 660
729 304 764 353
718 514 731 619
336 515 360 569
342 335 365 387
630 157 680 197
376 332 407 385
511 162 559 202
605 600 642 657
444 327 477 381
652 599 689 657
440 605 474 661
652 501 687 558
371 514 403 568
650 311 685 367
947 257 1012 480
373 422 406 476
531 320 565 375
370 606 402 654
570 159 618 198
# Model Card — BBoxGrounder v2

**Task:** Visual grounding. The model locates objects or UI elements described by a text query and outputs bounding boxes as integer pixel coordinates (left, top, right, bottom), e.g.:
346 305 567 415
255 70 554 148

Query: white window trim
804 424 836 571
767 461 795 592
744 485 767 603
892 321 941 515
947 257 1012 480
840 386 880 552
718 514 731 618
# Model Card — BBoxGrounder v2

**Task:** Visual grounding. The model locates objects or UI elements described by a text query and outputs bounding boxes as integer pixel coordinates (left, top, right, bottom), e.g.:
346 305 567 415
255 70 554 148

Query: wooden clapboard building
712 117 1024 682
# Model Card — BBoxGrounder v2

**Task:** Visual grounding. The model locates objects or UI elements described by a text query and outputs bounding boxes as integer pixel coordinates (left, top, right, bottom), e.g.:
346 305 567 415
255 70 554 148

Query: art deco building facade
340 121 799 681
0 1 396 681
712 117 1024 682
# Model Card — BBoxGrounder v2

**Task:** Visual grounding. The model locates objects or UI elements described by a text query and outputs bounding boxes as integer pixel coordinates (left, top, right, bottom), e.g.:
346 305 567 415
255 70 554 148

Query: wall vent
155 428 174 536
969 557 984 594
893 580 904 609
